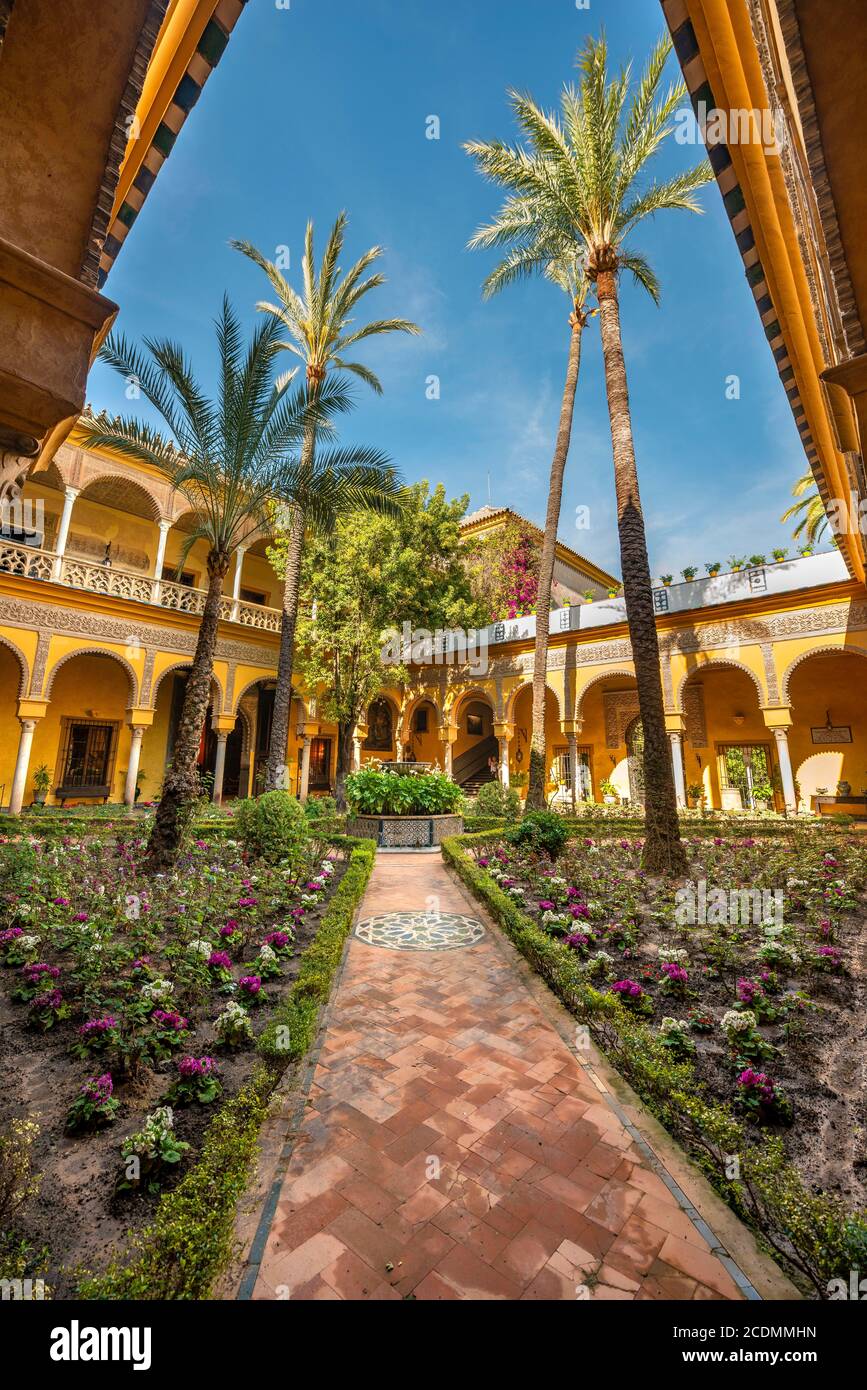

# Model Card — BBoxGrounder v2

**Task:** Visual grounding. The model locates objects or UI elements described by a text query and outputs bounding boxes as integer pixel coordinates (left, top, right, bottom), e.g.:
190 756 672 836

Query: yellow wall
788 652 867 801
30 654 132 806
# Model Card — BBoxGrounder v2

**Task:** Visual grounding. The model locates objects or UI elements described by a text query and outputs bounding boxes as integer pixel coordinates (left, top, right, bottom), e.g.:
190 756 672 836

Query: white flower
660 948 690 968
660 1016 689 1038
141 978 174 1002
722 1009 755 1035
188 938 212 959
258 943 277 966
17 934 39 950
541 910 568 929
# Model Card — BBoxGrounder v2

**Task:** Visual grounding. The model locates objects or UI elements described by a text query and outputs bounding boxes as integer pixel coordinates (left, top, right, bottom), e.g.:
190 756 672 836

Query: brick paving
248 853 745 1301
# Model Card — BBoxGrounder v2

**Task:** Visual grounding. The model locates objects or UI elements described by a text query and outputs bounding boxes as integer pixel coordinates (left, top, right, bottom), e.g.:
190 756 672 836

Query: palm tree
465 34 712 872
84 299 345 870
781 471 829 545
465 185 594 810
232 215 420 791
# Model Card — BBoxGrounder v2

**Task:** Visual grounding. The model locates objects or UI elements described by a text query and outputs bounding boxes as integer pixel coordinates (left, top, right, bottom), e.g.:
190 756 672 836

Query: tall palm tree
84 299 347 870
232 215 420 791
781 471 829 545
464 181 594 809
465 35 712 872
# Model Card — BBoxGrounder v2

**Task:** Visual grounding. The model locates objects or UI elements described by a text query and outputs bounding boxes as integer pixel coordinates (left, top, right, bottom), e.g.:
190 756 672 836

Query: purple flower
83 1073 114 1105
178 1055 216 1078
239 975 261 996
152 1009 188 1031
570 904 591 920
53 896 70 906
79 1015 117 1036
73 912 89 922
564 933 589 951
38 989 63 1010
0 927 23 943
208 950 232 970
538 900 556 912
661 962 689 985
264 931 291 950
23 961 60 983
238 897 258 909
611 979 644 999
219 922 237 938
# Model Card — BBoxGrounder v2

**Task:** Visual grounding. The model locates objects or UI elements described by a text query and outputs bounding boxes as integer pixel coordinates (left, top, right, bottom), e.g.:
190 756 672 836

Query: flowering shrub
66 1074 120 1133
737 1069 793 1125
237 975 264 1006
167 1056 222 1106
73 1015 119 1057
659 1016 694 1057
118 1106 191 1195
214 1001 254 1049
610 979 653 1015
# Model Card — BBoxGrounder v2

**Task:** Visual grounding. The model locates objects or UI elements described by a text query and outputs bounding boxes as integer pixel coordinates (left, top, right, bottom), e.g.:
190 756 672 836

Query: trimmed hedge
442 833 867 1298
79 836 376 1300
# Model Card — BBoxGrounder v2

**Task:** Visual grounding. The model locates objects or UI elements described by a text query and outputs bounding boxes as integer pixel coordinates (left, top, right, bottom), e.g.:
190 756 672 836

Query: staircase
453 735 499 794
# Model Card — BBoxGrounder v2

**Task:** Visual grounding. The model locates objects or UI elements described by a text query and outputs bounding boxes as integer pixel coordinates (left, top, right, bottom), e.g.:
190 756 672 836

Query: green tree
86 300 335 870
464 34 712 871
291 483 486 807
232 215 420 791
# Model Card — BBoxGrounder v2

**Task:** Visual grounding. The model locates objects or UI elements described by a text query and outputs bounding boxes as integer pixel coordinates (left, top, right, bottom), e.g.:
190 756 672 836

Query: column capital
440 724 458 745
17 699 47 721
493 721 514 741
125 707 154 729
762 706 794 731
665 713 686 735
301 720 319 739
157 517 172 532
560 719 583 737
63 484 80 502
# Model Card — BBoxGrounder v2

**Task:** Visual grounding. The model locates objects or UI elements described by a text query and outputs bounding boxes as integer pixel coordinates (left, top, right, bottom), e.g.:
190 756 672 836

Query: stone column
9 718 37 814
494 721 513 787
230 546 247 621
152 519 171 602
298 736 311 802
567 732 578 809
669 731 687 809
212 732 228 803
51 485 79 580
123 726 145 807
773 728 798 813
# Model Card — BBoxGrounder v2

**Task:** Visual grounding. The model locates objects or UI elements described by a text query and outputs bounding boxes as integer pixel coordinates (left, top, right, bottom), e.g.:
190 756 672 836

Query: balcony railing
0 540 282 633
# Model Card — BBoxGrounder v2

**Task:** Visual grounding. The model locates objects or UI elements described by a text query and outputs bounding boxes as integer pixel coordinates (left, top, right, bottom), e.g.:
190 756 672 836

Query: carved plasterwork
683 684 708 748
604 689 640 748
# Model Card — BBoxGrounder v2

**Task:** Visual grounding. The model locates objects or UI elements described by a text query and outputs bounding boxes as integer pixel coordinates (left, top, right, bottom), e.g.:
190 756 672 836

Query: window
240 587 268 606
720 743 775 810
58 721 117 790
414 707 429 734
309 737 332 789
552 745 593 798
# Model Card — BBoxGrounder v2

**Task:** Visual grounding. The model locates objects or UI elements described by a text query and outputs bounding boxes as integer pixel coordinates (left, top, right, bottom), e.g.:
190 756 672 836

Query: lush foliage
463 519 542 621
505 809 568 858
345 766 464 817
233 790 308 866
473 781 522 822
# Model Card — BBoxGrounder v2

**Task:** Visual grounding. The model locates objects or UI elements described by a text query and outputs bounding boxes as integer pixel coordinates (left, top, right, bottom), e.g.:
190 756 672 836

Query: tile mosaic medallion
355 911 486 952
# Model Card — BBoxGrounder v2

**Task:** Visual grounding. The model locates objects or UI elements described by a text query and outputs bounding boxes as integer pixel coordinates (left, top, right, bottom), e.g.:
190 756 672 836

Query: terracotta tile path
244 853 753 1301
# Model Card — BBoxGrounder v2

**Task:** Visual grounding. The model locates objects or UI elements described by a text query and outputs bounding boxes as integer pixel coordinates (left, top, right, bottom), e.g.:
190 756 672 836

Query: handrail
0 539 282 633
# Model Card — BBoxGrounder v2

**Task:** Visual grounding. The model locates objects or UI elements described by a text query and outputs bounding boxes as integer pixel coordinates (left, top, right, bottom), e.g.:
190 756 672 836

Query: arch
505 679 563 725
401 691 443 742
574 668 637 722
231 674 281 719
781 643 867 705
676 658 766 713
76 470 165 524
44 646 139 705
363 693 400 752
0 633 30 698
150 661 225 714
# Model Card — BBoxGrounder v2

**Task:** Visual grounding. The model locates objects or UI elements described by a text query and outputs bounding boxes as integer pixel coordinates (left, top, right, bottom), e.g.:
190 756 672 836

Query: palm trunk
526 310 585 810
595 269 686 874
146 553 229 872
264 500 305 791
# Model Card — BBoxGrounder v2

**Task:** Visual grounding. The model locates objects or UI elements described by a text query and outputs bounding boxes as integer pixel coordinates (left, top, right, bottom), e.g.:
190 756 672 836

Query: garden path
245 853 749 1301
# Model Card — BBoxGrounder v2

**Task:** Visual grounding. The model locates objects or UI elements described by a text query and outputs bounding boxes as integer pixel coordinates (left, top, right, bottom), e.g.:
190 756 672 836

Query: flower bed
443 826 867 1297
0 824 375 1298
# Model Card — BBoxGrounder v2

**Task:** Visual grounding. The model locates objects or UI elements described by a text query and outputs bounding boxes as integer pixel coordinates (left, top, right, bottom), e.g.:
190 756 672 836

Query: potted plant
660 574 673 587
511 770 529 800
607 586 619 598
837 780 851 797
583 588 595 602
729 556 746 572
748 554 767 568
31 764 50 807
687 782 704 810
799 543 814 557
705 561 721 577
772 547 788 563
600 778 619 805
681 566 698 582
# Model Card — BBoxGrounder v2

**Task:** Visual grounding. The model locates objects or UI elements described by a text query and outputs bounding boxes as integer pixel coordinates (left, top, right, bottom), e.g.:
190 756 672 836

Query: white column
298 736 311 802
231 546 247 621
773 728 798 812
499 736 511 787
669 732 687 809
152 520 171 602
52 486 79 580
9 718 37 814
443 740 453 779
212 732 228 803
123 727 145 807
567 732 578 809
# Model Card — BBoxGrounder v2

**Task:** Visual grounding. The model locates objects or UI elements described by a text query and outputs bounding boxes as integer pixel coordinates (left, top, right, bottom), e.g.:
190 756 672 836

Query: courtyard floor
244 852 753 1301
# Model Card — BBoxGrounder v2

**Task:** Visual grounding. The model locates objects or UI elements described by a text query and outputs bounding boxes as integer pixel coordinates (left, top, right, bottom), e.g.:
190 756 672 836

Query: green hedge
79 836 376 1300
442 833 867 1298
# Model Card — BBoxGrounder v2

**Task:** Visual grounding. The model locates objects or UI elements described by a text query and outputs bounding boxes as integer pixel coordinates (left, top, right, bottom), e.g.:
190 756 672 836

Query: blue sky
90 0 810 581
